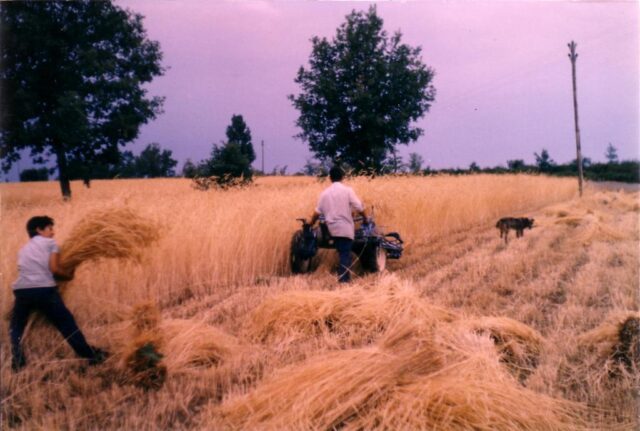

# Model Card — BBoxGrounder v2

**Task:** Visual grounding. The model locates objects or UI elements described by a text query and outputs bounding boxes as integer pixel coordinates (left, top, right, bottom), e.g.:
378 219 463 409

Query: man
10 216 108 371
310 166 367 283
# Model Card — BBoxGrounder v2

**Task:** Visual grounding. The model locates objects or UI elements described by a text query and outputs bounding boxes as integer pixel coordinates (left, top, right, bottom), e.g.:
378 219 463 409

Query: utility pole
261 140 265 174
568 41 584 197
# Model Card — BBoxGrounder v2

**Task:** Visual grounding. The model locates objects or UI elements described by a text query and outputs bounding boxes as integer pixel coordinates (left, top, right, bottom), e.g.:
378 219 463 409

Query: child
10 216 107 371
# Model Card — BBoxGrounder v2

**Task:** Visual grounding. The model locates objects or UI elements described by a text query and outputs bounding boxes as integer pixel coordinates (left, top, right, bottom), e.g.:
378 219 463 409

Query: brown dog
496 217 534 243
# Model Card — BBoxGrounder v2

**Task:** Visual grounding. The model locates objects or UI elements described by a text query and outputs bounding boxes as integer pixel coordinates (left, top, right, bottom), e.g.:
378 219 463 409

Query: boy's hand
54 268 75 282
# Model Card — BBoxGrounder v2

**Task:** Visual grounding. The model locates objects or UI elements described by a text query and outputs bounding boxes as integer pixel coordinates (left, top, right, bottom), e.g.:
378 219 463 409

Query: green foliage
226 114 255 164
192 141 253 190
19 167 49 182
534 149 555 172
289 6 436 173
408 153 424 174
0 1 164 198
181 159 199 178
507 159 527 171
133 143 177 178
605 143 619 164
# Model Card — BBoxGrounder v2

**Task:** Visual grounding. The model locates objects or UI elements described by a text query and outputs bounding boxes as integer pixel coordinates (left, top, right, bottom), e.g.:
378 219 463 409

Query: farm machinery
290 215 404 274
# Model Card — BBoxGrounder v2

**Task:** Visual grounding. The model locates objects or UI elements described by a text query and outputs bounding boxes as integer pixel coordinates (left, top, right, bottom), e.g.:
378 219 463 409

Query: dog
496 217 534 243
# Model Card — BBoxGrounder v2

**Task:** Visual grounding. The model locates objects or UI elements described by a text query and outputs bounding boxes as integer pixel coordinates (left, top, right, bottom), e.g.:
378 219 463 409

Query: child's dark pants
334 237 353 283
10 287 95 366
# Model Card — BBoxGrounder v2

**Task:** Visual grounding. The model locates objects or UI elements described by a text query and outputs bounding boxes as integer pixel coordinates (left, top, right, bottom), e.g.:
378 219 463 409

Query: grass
1 174 637 430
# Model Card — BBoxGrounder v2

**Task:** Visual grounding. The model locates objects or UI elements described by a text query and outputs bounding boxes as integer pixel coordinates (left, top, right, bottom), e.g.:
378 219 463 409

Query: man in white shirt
310 166 367 283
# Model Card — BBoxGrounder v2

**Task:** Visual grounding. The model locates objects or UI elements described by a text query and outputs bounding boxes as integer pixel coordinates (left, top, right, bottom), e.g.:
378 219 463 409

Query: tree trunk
55 148 72 199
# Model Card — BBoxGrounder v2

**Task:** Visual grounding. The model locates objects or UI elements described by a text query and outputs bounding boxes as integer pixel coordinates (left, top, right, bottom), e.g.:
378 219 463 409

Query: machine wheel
290 230 316 274
362 244 387 273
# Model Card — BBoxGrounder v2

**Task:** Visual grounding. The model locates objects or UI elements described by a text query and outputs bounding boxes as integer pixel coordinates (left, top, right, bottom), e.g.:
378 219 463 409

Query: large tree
225 114 255 164
0 1 164 198
289 6 436 173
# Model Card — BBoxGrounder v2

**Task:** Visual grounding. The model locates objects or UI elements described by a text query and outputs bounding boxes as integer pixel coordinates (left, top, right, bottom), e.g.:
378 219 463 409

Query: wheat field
1 174 638 430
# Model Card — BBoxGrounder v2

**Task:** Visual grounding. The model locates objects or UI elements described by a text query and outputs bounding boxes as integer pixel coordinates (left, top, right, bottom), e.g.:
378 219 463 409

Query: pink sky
115 0 638 173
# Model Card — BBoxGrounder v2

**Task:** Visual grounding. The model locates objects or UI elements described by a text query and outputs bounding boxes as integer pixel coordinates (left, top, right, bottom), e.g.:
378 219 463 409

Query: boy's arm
49 252 74 281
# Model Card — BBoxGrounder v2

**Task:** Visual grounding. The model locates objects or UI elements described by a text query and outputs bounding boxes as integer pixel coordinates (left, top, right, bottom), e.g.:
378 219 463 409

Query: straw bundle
58 207 160 274
216 342 443 430
246 277 458 347
246 290 356 343
575 311 640 374
459 316 545 381
347 353 589 431
160 319 243 372
120 302 167 390
557 312 640 419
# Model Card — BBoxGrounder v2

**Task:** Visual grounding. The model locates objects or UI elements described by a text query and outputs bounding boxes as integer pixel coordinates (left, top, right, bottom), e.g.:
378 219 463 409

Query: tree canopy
289 6 436 173
226 114 255 165
0 1 164 198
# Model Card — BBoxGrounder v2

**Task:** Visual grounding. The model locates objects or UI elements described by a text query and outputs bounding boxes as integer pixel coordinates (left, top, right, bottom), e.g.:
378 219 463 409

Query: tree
181 159 199 178
534 149 555 172
408 152 424 174
605 143 618 164
289 6 436 173
204 141 252 185
0 1 164 198
134 143 177 178
20 167 49 182
507 159 526 171
226 114 255 165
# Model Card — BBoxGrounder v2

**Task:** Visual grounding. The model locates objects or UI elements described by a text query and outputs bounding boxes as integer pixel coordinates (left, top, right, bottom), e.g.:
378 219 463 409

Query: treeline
428 160 639 183
20 143 178 184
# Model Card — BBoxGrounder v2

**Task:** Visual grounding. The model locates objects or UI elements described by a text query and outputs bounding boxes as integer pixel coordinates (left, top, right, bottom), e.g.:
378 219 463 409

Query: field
1 174 638 430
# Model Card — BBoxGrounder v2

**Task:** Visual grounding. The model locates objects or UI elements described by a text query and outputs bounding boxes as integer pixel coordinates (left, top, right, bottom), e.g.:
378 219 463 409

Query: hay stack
570 311 640 378
216 334 443 430
213 323 588 431
348 354 589 431
121 302 167 390
459 316 545 381
246 278 458 347
246 290 356 343
557 311 640 421
59 207 160 275
161 319 243 372
115 303 245 381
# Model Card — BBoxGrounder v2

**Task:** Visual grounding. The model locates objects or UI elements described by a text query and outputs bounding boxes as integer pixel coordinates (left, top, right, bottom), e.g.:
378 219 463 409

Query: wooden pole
568 41 584 197
261 139 264 174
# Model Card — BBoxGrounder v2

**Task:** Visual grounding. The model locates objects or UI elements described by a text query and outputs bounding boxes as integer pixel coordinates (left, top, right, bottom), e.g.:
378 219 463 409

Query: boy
10 216 107 371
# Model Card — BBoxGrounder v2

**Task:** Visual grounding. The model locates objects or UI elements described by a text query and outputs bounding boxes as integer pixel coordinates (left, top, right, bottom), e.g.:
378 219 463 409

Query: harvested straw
216 340 443 430
59 207 160 274
348 352 590 431
459 316 545 381
557 311 640 422
572 311 640 379
161 319 243 372
119 302 167 390
246 276 458 347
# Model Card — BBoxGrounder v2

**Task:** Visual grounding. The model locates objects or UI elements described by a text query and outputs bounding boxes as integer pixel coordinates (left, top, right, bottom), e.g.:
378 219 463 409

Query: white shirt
316 181 364 239
13 235 59 289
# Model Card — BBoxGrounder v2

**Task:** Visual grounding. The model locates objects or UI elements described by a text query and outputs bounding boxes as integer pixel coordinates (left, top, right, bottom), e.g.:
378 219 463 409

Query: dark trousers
334 237 353 283
10 287 95 364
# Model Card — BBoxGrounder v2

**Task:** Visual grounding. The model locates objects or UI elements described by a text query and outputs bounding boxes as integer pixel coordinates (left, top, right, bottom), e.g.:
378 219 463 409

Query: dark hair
329 165 344 182
26 216 54 238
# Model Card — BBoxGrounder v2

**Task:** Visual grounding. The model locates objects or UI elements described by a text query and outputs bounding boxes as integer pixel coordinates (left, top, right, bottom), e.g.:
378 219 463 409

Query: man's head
329 165 344 182
26 216 55 238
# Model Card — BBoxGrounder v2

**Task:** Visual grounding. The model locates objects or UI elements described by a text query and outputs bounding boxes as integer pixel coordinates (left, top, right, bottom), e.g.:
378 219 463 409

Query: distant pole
568 41 584 197
261 140 265 173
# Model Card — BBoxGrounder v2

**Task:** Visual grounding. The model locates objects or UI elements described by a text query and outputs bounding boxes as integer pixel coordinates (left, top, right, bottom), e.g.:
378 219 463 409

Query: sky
5 0 639 179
